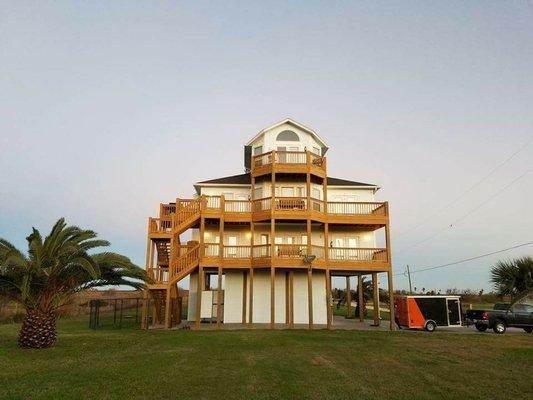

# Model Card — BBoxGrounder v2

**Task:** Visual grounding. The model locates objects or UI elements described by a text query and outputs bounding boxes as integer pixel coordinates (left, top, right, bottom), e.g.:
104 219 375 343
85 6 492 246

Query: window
276 130 300 141
222 192 234 200
253 146 263 155
312 147 321 155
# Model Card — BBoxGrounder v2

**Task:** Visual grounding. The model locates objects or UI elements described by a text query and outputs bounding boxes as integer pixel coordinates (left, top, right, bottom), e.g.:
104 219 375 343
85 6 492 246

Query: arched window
276 130 300 141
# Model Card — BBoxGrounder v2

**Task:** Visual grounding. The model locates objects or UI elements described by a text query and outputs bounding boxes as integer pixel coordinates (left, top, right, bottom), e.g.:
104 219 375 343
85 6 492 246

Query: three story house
141 119 394 330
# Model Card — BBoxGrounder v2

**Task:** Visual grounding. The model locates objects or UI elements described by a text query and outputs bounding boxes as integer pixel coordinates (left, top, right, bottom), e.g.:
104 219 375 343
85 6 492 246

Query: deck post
195 266 203 329
164 286 172 329
372 273 380 326
217 266 222 328
326 269 332 329
289 270 294 328
248 267 254 326
242 270 247 324
346 276 351 318
358 275 364 322
141 290 149 330
307 268 313 329
270 216 275 329
387 270 396 331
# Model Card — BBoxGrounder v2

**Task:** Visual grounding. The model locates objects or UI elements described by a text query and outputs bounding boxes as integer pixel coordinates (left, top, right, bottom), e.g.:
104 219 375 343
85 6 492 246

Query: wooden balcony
251 150 326 177
198 243 389 271
149 196 388 234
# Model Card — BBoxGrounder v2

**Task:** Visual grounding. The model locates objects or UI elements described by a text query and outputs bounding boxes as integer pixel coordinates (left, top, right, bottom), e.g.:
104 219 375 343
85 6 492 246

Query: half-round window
276 130 300 141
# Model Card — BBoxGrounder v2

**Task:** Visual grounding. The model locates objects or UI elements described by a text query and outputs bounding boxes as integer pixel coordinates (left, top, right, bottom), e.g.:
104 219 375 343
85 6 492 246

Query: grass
1 317 532 400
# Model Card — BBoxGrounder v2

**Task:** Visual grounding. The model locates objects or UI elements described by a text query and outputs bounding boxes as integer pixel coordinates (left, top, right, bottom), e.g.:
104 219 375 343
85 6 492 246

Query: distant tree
491 256 533 305
0 219 147 348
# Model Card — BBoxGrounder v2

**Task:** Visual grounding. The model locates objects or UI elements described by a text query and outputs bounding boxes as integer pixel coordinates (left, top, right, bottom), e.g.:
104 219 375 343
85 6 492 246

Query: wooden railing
151 196 388 237
274 197 307 211
223 245 251 259
252 150 326 171
149 267 169 283
206 196 220 209
328 247 388 262
252 244 270 258
171 244 200 277
149 217 172 233
224 200 251 213
160 203 176 216
204 243 220 257
174 198 202 227
275 244 308 258
310 245 325 260
327 202 387 216
253 197 271 212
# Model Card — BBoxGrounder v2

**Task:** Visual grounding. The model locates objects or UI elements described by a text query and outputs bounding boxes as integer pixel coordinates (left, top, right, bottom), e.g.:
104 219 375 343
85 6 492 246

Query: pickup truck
465 303 533 334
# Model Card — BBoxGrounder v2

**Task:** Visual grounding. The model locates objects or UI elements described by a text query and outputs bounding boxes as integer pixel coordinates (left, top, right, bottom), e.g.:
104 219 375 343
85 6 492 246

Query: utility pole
406 265 413 294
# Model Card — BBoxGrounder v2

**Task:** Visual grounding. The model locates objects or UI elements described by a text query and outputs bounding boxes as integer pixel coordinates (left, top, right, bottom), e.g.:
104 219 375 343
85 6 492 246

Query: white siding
224 271 244 323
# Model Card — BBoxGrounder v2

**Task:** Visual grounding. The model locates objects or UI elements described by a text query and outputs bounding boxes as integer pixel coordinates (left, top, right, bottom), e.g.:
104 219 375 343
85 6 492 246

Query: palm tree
0 218 147 348
491 256 533 304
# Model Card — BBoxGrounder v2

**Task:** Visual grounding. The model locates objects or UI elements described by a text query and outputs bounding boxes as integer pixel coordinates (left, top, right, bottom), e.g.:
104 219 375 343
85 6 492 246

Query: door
447 299 461 325
510 304 533 326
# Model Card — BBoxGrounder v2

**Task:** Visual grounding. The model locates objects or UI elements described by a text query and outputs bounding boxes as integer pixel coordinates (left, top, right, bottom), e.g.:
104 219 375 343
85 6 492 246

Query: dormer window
276 130 300 141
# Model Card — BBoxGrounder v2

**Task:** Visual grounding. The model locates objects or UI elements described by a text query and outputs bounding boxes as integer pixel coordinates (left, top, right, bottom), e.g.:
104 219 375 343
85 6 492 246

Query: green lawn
0 317 532 400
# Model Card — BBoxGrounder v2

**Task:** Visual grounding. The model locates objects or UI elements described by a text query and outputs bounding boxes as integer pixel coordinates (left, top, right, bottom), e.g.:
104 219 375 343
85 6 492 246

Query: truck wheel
524 327 532 334
493 321 506 334
475 323 488 332
425 320 436 332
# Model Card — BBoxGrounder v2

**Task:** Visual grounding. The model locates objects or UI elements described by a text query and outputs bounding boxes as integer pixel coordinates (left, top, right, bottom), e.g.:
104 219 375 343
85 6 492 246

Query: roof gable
245 118 329 149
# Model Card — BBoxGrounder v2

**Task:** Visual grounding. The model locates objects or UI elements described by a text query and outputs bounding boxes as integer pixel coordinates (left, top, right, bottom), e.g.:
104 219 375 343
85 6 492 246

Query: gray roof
197 173 376 187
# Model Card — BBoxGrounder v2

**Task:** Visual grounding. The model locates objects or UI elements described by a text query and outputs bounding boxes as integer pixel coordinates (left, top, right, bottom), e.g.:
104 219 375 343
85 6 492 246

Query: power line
397 137 533 238
394 240 533 277
397 166 532 255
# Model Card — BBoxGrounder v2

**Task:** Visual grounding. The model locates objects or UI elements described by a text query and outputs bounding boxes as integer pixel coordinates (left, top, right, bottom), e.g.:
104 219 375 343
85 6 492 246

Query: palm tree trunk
18 309 57 348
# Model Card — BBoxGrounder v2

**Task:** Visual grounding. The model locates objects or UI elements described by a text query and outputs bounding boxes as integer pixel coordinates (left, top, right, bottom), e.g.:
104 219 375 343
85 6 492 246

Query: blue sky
1 1 532 291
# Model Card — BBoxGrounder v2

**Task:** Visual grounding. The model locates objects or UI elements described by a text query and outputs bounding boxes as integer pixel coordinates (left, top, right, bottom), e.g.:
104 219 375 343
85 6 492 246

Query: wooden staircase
172 198 204 235
168 244 200 286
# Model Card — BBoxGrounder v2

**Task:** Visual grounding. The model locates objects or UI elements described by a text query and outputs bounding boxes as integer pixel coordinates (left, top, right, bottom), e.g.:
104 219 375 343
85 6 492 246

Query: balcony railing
328 247 388 262
151 196 388 234
199 243 387 263
327 202 387 215
149 217 172 233
224 200 251 213
252 150 326 172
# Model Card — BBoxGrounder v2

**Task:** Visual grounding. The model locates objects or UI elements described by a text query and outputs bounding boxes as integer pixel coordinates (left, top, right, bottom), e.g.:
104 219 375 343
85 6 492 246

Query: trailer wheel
493 321 506 334
524 327 532 334
424 320 436 332
475 323 488 332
